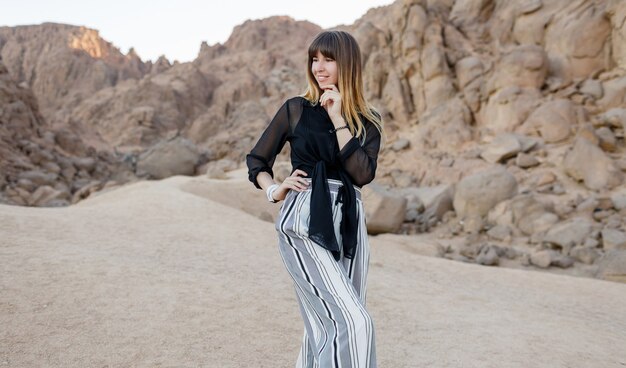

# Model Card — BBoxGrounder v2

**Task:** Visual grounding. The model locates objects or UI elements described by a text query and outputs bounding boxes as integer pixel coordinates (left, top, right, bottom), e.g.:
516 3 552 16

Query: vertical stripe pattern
275 178 377 368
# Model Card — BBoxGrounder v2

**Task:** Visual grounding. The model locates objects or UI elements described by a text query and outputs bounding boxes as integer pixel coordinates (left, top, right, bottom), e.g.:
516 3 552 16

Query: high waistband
302 177 362 200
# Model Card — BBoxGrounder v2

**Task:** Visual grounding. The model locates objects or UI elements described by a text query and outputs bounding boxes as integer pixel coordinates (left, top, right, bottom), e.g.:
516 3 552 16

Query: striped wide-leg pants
275 178 377 368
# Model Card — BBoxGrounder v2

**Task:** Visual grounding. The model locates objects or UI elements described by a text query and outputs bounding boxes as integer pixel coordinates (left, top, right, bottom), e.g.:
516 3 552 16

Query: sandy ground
1 176 626 368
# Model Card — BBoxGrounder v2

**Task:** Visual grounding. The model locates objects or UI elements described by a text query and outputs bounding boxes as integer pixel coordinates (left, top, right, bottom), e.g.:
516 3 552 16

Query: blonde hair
302 30 385 147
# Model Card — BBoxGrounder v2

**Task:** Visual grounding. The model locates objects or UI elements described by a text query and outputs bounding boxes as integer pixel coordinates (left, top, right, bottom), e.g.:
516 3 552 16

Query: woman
246 30 384 368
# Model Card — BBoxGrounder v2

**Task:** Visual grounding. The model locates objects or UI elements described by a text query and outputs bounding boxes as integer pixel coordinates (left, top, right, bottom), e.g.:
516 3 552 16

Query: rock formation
1 0 625 282
0 23 153 122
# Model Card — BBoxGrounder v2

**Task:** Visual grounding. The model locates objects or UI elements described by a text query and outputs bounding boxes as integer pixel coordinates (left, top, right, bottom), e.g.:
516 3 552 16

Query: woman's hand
320 84 343 124
272 169 310 201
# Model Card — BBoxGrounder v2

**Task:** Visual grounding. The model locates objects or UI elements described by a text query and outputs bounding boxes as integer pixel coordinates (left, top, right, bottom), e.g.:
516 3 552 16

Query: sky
1 0 396 63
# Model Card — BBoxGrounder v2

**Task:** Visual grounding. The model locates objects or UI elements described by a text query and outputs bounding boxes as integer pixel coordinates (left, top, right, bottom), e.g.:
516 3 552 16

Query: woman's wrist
330 125 349 133
330 116 346 128
266 183 280 203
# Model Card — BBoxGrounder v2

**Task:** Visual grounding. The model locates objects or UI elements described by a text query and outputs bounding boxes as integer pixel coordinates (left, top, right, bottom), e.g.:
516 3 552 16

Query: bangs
308 32 338 60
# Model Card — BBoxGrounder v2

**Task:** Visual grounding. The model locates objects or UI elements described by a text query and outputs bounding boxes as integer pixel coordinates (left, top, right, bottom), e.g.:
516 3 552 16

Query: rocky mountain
0 57 126 206
1 0 625 280
65 16 320 154
0 23 156 123
344 0 626 277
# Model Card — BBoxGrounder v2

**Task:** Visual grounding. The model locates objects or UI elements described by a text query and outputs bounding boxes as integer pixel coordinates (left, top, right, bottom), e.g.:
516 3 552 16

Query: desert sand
1 176 626 367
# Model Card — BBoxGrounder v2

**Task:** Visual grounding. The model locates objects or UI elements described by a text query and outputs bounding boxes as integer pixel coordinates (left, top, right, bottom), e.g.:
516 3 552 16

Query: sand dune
1 176 625 367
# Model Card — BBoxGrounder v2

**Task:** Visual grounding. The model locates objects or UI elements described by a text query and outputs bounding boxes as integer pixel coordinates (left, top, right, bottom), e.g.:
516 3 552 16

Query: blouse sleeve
246 100 291 189
336 117 382 187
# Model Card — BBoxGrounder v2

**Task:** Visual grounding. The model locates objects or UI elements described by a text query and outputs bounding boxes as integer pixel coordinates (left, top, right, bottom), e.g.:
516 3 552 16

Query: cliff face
0 58 46 181
354 0 622 125
344 0 625 186
0 57 121 207
45 17 321 154
0 23 152 124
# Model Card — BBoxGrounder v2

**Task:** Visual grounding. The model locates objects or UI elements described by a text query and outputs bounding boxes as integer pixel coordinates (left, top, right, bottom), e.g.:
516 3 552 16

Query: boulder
28 185 70 207
456 56 484 89
475 245 500 266
611 189 626 211
449 0 494 41
461 215 485 233
513 199 559 236
552 254 576 268
421 40 457 110
569 245 601 265
487 45 548 92
16 178 36 192
563 137 623 190
391 138 410 151
598 76 626 110
514 134 540 153
136 137 201 179
530 249 575 269
600 108 626 129
204 158 238 179
511 0 548 45
576 197 600 215
522 99 576 143
533 171 557 187
42 161 62 175
390 170 415 188
26 146 54 165
455 56 484 112
579 79 603 99
399 184 454 227
576 123 601 145
403 193 425 223
515 153 540 168
17 170 58 187
544 2 612 81
529 250 554 268
480 133 522 164
486 224 512 241
71 181 103 203
454 166 518 219
601 229 626 251
487 195 558 236
480 87 541 134
416 97 473 150
72 157 97 173
543 217 595 251
53 129 88 155
595 250 626 283
362 183 407 234
595 127 617 152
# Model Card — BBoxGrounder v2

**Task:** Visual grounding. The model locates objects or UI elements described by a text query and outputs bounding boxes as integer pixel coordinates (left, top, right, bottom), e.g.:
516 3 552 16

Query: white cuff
266 184 280 203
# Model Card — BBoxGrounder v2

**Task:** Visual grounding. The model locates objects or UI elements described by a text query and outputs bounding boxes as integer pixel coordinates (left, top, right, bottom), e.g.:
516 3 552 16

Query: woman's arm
321 85 382 186
336 120 382 186
258 170 309 202
256 172 275 192
246 98 309 201
331 116 353 151
246 101 291 189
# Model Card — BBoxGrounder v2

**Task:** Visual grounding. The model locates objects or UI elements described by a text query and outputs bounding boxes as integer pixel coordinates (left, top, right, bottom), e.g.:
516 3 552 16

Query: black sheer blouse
246 96 382 260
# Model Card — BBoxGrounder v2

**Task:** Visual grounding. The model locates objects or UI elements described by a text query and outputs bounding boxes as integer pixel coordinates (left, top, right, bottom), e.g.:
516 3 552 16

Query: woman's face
311 50 338 88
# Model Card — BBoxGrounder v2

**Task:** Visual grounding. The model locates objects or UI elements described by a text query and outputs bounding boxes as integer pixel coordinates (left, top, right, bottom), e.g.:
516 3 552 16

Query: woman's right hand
272 169 309 201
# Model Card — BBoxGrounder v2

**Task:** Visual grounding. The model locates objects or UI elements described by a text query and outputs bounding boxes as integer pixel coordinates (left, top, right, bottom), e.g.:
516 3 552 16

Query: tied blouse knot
246 96 382 261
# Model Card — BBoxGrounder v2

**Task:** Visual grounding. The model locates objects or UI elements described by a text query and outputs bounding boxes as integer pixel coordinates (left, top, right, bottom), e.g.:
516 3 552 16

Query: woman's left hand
320 84 343 123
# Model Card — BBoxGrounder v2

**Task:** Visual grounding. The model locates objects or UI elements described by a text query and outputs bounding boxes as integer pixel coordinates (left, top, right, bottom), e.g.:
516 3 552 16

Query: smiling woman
312 50 338 86
246 30 385 368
